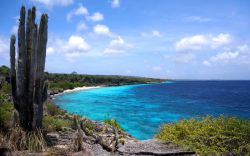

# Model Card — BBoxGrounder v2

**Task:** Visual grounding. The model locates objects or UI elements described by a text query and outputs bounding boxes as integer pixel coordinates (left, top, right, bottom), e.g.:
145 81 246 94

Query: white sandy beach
63 86 102 93
52 86 103 97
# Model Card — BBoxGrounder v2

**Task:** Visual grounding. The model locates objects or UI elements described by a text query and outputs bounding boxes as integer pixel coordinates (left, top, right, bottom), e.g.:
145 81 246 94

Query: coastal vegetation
156 115 250 155
46 73 164 94
1 65 165 95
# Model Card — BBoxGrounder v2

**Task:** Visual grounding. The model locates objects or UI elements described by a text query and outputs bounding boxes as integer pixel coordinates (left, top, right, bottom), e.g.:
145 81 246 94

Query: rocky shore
1 86 195 156
45 86 196 155
12 116 195 156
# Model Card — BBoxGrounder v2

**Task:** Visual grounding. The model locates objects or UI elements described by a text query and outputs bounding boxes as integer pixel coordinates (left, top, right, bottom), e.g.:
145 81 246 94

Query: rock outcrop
42 117 195 156
118 139 196 155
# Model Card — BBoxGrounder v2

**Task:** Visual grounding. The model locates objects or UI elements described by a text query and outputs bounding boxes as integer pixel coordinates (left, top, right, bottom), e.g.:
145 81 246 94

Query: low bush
0 101 14 128
1 83 11 95
43 115 72 132
155 115 250 155
45 100 65 116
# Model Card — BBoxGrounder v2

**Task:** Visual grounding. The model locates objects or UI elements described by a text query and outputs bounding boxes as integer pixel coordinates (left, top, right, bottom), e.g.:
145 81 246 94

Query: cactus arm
33 13 48 128
10 35 18 110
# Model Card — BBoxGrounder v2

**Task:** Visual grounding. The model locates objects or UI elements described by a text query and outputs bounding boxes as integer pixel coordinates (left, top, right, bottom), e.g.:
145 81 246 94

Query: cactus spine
10 6 48 131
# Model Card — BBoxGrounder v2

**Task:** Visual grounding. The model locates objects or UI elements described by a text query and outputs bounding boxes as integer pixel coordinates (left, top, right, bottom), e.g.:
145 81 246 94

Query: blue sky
0 0 250 79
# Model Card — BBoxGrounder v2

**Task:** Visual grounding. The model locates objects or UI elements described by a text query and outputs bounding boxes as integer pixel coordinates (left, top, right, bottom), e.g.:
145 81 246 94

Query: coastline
63 86 103 93
50 85 104 97
50 82 163 97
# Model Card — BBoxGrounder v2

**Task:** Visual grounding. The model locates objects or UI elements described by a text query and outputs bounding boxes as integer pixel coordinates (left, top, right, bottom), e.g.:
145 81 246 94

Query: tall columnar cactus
10 6 48 131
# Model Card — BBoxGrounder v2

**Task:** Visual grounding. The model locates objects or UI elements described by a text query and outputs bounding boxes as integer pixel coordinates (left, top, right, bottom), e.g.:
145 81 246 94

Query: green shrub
45 101 65 116
0 65 10 75
104 118 123 131
1 83 11 94
155 115 250 155
0 101 14 127
43 115 72 131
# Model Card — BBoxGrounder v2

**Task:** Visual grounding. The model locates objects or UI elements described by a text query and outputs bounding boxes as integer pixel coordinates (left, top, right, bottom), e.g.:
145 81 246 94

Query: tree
10 6 48 131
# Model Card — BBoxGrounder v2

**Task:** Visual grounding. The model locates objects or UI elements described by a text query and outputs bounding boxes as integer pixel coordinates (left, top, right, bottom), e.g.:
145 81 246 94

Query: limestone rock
118 139 196 155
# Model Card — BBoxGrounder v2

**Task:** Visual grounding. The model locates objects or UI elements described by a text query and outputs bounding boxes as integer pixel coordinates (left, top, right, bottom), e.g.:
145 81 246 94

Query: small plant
72 130 83 152
83 120 94 131
118 137 125 145
71 115 79 130
104 118 123 131
80 120 94 136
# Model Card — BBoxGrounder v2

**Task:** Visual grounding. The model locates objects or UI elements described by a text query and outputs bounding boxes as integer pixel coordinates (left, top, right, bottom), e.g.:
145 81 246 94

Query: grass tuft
27 129 47 152
1 127 46 152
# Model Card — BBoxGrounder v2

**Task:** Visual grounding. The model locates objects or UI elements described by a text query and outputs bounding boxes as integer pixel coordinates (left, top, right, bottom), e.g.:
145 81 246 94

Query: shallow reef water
54 81 250 140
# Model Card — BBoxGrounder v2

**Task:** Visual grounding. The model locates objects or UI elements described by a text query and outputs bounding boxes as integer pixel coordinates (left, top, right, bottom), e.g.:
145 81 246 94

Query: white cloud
0 36 9 60
93 24 112 36
126 70 132 74
152 30 162 37
10 16 20 35
111 0 120 8
11 25 18 35
211 34 232 48
46 47 55 55
141 30 163 38
203 44 250 66
48 35 91 61
31 0 74 8
167 53 195 63
152 66 162 71
104 36 133 54
237 44 249 52
77 22 87 32
203 60 211 66
210 51 239 62
175 35 208 51
67 4 88 21
185 16 212 22
175 33 232 51
87 12 104 22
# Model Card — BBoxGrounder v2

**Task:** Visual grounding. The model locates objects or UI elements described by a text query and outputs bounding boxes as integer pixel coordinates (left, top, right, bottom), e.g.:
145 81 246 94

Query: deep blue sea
54 81 250 140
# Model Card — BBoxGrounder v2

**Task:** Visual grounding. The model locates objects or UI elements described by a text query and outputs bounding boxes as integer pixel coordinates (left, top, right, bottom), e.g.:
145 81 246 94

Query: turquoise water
54 81 250 140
